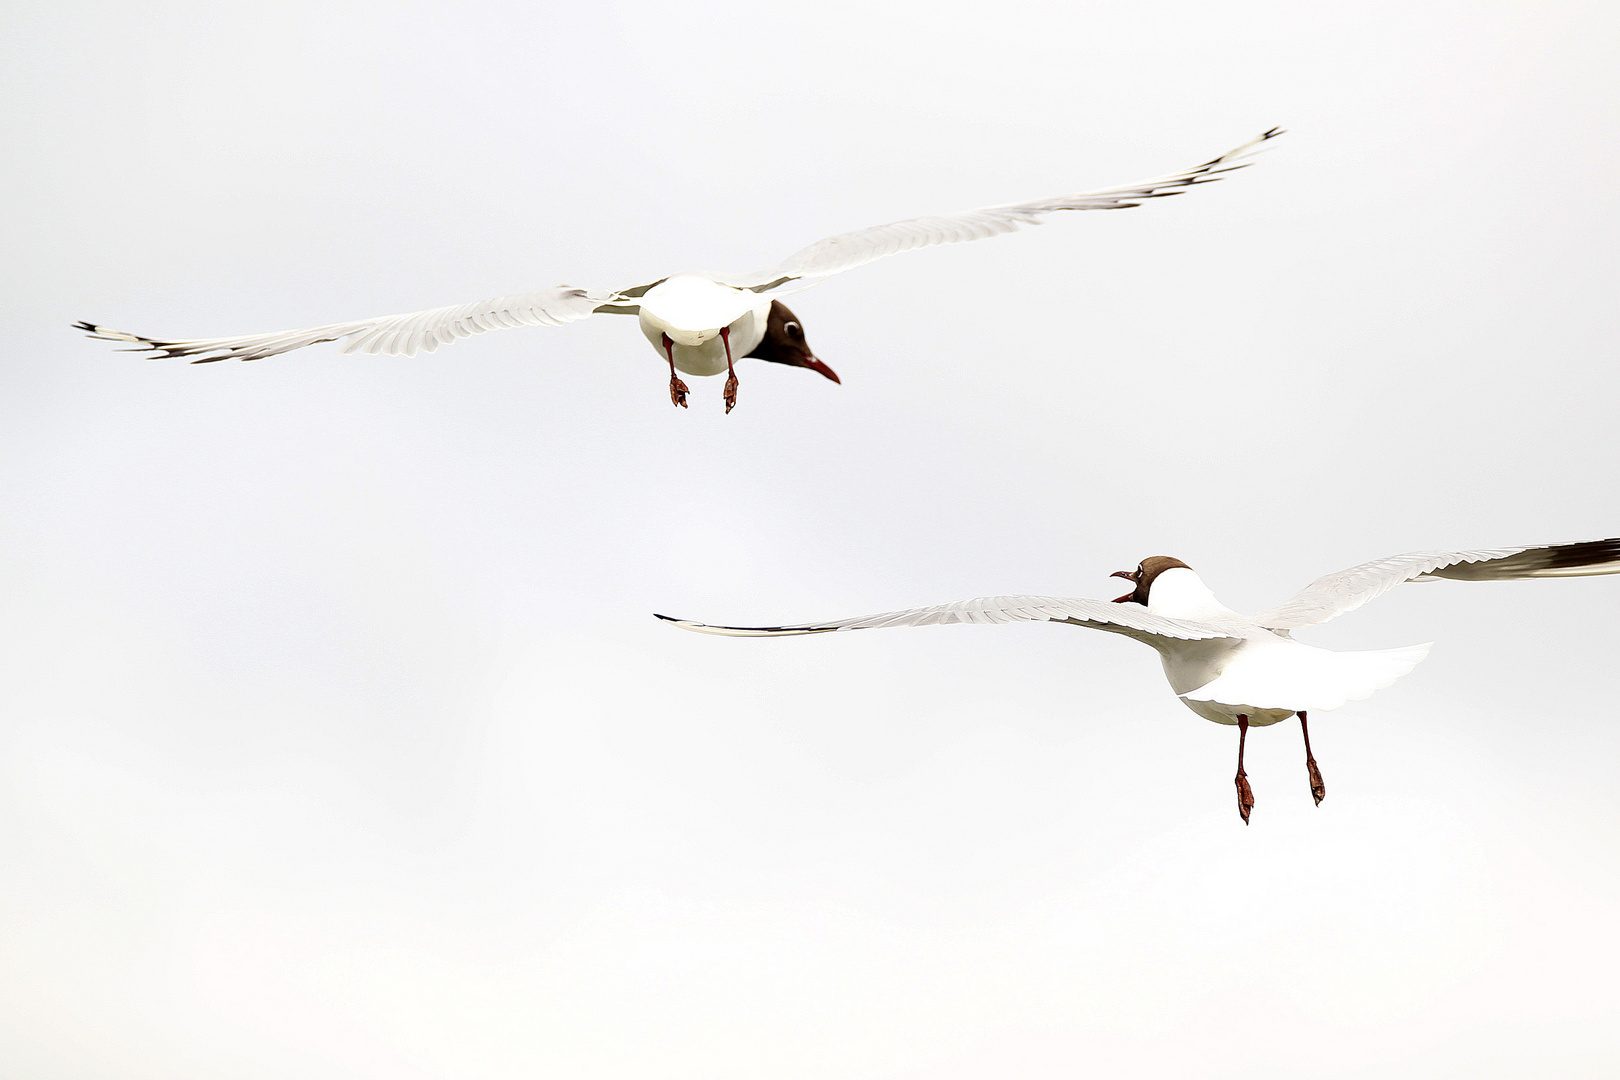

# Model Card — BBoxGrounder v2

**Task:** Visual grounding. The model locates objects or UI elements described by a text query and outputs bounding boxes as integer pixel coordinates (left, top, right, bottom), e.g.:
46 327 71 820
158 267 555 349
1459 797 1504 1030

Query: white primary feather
73 286 626 364
721 128 1283 292
656 595 1239 642
1252 538 1620 631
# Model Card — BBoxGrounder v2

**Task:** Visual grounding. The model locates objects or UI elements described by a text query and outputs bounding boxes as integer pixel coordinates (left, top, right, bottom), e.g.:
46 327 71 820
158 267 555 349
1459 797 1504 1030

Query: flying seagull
76 129 1281 413
657 539 1620 823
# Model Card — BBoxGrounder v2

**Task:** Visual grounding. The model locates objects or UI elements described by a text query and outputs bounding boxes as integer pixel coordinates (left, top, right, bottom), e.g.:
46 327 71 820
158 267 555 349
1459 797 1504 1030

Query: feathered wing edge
1252 538 1620 631
655 595 1239 642
75 284 640 364
723 127 1284 293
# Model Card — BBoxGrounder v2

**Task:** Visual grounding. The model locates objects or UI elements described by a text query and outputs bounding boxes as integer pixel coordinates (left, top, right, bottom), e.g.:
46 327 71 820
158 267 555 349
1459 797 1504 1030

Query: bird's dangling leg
720 325 738 414
662 334 689 408
1299 710 1325 806
1234 714 1255 825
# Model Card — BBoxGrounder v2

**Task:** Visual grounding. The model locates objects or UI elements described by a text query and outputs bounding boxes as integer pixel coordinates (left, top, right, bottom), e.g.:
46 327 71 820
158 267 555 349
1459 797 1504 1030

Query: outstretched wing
720 128 1282 293
656 594 1238 642
1251 538 1620 631
75 284 634 364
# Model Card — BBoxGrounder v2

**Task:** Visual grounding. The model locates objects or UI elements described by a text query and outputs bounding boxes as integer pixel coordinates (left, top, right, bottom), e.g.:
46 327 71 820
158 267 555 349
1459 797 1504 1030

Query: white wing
656 595 1239 642
720 128 1282 293
75 285 633 364
1251 538 1620 631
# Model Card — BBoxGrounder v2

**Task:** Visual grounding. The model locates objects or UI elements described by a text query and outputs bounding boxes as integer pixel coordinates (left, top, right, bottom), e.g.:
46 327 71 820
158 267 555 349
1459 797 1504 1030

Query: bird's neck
1147 568 1233 620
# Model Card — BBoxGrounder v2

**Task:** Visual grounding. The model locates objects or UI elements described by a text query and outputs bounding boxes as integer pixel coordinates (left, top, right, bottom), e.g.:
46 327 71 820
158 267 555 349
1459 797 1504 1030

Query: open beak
1110 570 1135 603
801 355 840 384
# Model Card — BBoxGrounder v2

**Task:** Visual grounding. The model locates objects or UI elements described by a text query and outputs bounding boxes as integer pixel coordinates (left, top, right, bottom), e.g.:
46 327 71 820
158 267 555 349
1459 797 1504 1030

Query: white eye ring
784 322 800 333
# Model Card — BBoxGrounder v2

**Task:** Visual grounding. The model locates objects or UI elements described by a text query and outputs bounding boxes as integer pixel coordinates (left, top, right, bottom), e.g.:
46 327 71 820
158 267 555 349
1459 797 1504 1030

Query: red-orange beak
1110 570 1135 603
801 355 840 384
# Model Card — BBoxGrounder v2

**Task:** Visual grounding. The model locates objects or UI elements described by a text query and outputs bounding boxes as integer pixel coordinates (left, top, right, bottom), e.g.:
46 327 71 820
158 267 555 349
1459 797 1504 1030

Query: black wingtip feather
1538 538 1620 569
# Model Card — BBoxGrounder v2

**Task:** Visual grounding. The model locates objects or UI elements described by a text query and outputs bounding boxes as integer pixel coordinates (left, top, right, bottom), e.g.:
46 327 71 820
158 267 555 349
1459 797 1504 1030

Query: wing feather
656 595 1238 642
721 128 1282 291
1252 538 1620 630
75 284 632 364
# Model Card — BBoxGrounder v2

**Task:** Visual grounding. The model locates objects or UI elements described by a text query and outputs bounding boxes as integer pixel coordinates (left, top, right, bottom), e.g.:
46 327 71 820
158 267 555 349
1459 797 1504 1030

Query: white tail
1182 641 1433 713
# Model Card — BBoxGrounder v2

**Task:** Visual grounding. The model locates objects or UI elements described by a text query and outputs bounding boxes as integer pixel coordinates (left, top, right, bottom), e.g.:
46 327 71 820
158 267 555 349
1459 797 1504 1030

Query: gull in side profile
658 539 1620 822
76 129 1280 413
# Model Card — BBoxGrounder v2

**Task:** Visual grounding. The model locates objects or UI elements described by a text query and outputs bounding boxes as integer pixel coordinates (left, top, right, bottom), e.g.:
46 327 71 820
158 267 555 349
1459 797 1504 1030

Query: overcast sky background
4 1 1620 1076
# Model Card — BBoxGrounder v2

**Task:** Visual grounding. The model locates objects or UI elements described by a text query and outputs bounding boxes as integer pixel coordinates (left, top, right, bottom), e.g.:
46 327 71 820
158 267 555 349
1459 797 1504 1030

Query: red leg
1235 714 1254 825
662 334 688 408
720 325 738 414
1300 710 1325 806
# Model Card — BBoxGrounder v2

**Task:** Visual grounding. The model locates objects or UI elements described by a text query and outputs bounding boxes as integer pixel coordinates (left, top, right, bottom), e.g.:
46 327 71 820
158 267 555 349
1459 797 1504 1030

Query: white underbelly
1167 634 1430 720
1178 698 1297 727
670 339 732 377
1159 634 1296 725
638 305 766 377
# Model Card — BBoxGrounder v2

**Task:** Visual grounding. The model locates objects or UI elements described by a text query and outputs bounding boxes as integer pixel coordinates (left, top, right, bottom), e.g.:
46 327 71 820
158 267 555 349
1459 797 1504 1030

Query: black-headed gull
658 538 1620 822
76 129 1281 413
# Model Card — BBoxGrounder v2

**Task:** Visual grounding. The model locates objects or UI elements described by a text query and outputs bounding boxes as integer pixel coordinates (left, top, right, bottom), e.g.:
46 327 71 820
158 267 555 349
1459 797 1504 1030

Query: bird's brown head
744 301 839 384
1110 556 1190 605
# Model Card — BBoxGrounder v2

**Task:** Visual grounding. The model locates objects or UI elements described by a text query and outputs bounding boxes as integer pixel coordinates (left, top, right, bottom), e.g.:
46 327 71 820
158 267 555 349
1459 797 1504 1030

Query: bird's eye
784 322 802 338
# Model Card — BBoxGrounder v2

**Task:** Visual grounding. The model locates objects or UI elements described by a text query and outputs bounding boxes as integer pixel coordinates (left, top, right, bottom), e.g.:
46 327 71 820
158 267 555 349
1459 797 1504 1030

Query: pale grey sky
4 1 1620 1076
